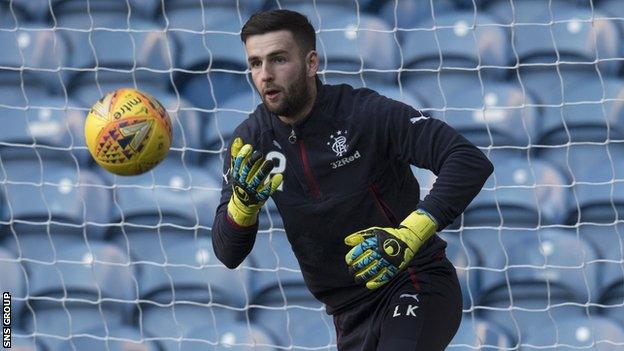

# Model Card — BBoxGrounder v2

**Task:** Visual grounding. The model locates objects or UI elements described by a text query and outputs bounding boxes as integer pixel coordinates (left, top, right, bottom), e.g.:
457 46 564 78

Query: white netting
0 0 623 350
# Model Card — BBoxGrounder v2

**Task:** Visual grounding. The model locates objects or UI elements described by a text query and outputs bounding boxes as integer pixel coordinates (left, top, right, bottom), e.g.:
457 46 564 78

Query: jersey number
266 151 286 191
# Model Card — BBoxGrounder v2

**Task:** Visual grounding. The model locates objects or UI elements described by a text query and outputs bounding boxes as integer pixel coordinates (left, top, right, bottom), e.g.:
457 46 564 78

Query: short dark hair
241 9 316 55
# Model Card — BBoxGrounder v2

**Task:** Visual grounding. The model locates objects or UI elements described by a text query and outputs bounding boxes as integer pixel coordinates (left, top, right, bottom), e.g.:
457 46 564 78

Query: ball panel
85 88 172 176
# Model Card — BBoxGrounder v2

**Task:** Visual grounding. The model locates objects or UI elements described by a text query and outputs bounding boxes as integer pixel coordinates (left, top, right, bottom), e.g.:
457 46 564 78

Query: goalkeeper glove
344 209 438 290
227 137 283 227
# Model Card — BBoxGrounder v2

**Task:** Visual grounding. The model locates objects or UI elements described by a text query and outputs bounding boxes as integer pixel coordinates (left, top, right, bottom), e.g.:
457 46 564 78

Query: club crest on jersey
327 130 349 157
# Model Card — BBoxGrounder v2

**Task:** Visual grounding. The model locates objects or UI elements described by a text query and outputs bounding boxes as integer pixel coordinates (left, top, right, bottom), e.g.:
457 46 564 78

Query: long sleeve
367 92 494 230
211 123 259 269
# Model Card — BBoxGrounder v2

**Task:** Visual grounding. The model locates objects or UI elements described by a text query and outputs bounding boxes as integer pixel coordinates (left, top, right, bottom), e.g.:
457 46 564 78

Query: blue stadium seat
248 232 334 349
0 248 27 320
0 95 92 166
0 24 69 96
443 82 540 162
449 316 513 350
477 229 599 340
179 322 277 351
401 10 511 109
380 0 458 34
51 0 160 28
9 332 50 351
465 157 571 227
168 5 253 112
62 17 176 96
22 242 137 351
158 94 205 165
571 150 624 224
0 1 29 28
521 315 624 351
597 231 624 326
316 12 399 83
599 0 624 55
500 3 620 107
439 234 480 309
203 93 259 169
54 325 164 351
401 10 509 71
161 0 263 27
271 3 359 32
539 78 624 148
139 238 252 351
103 159 219 260
0 162 111 267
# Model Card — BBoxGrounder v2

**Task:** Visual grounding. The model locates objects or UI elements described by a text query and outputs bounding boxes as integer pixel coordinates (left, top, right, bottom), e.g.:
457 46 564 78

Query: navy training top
212 77 494 314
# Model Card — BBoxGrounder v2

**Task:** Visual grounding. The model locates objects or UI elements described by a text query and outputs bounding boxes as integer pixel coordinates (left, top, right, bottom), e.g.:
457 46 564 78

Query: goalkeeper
212 9 494 351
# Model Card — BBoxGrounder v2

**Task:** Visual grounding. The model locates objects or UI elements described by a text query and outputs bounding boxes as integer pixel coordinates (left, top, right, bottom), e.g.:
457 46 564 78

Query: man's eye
274 57 285 63
250 61 261 68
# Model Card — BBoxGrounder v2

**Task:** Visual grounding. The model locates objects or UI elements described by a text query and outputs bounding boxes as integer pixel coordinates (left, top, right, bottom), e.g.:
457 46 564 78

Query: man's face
245 30 312 118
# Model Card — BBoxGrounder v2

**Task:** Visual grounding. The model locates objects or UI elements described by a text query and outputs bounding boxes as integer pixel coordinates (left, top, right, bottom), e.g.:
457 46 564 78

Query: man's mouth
265 89 280 100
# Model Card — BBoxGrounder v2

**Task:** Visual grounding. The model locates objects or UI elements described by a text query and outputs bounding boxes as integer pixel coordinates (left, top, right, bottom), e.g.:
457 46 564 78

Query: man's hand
227 137 283 227
344 210 437 290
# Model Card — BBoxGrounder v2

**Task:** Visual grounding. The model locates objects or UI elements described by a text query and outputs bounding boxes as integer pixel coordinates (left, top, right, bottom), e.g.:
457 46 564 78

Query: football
85 88 173 176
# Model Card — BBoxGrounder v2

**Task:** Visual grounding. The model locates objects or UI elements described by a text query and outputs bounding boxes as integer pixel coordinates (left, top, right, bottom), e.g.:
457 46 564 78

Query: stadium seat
0 247 27 320
401 10 509 71
438 233 480 309
379 0 458 34
270 2 359 32
401 8 510 112
570 149 624 224
316 12 399 83
539 78 624 144
499 2 620 108
139 238 252 351
596 231 624 326
157 94 205 165
21 242 137 351
54 324 164 351
247 232 334 349
0 94 89 165
0 162 111 267
51 0 160 28
0 1 29 28
465 157 571 227
0 24 69 97
103 158 220 261
168 5 253 112
442 81 540 162
477 229 599 340
449 316 513 350
178 321 277 351
161 0 263 27
203 93 259 170
62 17 177 97
9 331 50 351
521 315 624 351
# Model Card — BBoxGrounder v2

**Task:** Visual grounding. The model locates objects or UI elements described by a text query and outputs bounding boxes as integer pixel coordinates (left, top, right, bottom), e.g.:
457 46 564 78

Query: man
212 9 494 350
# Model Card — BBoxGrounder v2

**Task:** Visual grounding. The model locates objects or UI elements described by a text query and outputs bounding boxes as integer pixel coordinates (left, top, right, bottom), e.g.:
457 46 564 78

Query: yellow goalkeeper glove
344 209 438 290
226 137 283 227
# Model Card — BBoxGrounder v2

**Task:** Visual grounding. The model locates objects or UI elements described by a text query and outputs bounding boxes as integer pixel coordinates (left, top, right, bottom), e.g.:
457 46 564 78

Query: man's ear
306 50 318 78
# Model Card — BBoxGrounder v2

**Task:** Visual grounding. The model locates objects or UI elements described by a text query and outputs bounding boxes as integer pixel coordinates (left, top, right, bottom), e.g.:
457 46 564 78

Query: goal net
1 0 623 350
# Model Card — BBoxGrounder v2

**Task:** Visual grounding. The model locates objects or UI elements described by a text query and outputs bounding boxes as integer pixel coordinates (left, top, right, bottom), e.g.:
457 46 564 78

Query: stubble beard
262 68 311 118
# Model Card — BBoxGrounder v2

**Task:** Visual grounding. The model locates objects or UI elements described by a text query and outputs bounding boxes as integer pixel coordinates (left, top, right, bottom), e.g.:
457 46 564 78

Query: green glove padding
345 209 437 289
227 137 283 227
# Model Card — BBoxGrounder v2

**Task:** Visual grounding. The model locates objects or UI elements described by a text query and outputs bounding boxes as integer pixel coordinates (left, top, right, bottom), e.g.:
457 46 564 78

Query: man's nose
260 62 273 82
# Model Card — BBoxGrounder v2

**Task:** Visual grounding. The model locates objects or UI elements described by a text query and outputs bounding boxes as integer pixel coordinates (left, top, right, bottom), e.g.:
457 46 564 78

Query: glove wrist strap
400 209 437 243
227 196 260 227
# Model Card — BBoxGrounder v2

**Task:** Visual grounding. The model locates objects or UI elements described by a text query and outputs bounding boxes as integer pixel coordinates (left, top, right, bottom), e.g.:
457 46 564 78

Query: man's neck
278 79 317 125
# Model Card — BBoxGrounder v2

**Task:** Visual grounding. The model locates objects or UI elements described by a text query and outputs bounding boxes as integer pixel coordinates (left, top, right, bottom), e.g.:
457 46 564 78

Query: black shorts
332 253 462 351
